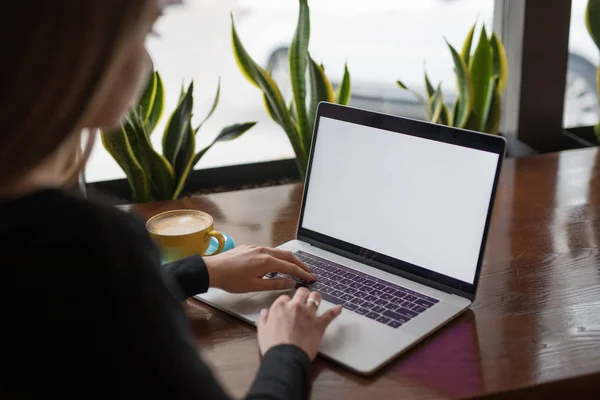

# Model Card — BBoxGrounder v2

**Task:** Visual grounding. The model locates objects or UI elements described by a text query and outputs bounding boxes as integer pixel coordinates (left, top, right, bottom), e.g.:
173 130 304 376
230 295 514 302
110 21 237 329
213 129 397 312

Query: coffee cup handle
205 230 226 256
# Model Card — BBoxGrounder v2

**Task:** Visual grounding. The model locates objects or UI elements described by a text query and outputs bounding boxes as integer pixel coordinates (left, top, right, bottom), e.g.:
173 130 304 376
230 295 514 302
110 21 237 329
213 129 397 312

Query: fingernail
260 309 267 317
310 273 317 279
284 280 295 289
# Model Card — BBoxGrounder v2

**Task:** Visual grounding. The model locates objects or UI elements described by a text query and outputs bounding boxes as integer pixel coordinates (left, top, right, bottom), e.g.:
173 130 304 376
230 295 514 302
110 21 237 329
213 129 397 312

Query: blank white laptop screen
302 117 499 284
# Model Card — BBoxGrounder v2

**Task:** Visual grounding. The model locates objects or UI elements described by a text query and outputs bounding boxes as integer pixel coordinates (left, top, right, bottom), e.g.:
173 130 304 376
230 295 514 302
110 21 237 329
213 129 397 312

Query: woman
0 1 342 398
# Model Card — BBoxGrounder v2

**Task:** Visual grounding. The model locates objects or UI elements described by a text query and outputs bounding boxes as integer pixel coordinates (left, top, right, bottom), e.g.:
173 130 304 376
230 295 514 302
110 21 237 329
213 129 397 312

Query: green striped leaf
308 56 335 138
586 0 600 50
190 122 257 169
483 78 501 134
461 23 477 65
162 82 194 166
289 0 311 154
231 15 301 160
397 80 431 120
138 72 157 126
196 78 221 133
147 72 164 134
100 127 149 203
335 63 352 105
440 104 453 126
446 40 474 128
469 26 494 125
424 72 435 98
172 123 195 199
490 33 509 93
128 111 175 201
429 85 444 124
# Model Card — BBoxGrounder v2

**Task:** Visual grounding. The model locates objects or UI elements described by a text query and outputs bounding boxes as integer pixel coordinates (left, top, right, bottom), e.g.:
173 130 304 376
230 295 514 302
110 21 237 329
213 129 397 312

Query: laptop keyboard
267 251 439 329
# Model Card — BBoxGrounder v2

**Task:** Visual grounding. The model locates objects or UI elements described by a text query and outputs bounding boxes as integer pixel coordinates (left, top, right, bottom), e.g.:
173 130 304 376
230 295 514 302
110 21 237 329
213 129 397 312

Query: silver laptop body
195 103 506 375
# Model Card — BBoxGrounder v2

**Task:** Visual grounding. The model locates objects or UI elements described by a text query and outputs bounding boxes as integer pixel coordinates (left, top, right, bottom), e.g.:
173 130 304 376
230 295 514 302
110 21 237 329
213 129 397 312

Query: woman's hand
257 287 343 360
204 245 316 293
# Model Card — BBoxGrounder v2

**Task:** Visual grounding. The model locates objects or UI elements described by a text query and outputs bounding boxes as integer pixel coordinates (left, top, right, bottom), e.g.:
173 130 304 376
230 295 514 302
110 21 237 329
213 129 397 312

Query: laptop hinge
298 235 475 301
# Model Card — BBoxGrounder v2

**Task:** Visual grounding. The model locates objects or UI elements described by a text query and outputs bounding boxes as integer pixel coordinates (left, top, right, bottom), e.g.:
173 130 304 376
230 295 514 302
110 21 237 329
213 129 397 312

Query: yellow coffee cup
146 209 225 262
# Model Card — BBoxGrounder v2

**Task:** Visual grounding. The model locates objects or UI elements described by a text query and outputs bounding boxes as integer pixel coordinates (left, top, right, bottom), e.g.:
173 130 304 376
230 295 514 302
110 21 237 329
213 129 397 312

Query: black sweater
0 189 310 399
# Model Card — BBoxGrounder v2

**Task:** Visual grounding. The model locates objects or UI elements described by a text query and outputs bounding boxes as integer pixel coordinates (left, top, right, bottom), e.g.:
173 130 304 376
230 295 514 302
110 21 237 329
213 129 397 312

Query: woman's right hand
257 287 343 360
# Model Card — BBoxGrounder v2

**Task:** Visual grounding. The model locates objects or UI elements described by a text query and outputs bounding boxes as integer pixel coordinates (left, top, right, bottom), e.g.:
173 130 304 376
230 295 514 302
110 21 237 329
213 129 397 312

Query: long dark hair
0 0 153 187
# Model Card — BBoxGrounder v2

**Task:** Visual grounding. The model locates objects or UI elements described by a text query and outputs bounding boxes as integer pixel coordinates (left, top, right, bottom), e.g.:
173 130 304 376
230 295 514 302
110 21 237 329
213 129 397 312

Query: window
564 0 599 128
86 0 495 183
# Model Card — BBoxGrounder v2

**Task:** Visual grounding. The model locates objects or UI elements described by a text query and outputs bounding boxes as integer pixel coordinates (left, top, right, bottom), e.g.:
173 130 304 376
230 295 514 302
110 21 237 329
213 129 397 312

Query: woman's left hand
204 245 316 293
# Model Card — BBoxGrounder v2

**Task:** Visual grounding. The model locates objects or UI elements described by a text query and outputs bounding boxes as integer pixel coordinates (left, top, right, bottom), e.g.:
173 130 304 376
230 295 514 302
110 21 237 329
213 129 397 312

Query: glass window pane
565 0 600 128
86 0 494 183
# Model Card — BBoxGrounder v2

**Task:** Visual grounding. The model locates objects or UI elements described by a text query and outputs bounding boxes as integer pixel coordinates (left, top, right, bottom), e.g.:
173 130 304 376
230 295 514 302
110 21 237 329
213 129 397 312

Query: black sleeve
162 255 210 300
73 207 312 399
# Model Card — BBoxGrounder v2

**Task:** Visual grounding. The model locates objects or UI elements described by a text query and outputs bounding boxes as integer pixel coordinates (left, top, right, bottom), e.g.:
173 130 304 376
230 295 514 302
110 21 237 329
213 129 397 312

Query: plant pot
562 125 598 148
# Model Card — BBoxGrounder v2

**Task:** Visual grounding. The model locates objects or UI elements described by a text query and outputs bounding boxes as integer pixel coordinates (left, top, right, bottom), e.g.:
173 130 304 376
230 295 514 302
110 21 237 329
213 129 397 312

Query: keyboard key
363 280 375 287
404 295 418 302
372 305 386 314
350 297 364 305
321 271 333 278
341 278 354 286
383 310 410 323
341 294 354 302
366 312 379 320
375 299 388 306
370 290 383 297
345 288 357 295
365 295 378 302
362 302 375 309
385 303 399 310
415 299 435 308
334 284 347 291
373 283 386 290
359 286 372 293
343 303 358 311
390 297 403 304
393 291 406 299
388 320 403 329
352 276 366 283
350 282 363 289
383 287 397 294
376 316 391 324
320 286 333 294
320 292 345 305
413 305 427 314
356 308 369 316
397 307 418 318
343 272 356 279
312 282 325 290
331 290 344 298
354 291 368 299
381 293 393 300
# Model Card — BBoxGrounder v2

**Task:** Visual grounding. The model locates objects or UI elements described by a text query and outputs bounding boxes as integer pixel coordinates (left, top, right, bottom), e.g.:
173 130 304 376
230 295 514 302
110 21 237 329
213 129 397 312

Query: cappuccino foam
150 212 211 236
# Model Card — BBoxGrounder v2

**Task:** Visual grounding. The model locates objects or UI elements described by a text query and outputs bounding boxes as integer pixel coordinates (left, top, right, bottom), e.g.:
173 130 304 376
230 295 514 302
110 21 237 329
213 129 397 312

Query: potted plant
564 0 600 147
100 71 256 203
230 0 352 179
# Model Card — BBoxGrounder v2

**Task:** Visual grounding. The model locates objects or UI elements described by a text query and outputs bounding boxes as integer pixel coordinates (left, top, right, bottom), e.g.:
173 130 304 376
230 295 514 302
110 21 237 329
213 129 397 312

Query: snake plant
586 0 600 139
231 0 351 179
397 23 508 135
100 71 256 203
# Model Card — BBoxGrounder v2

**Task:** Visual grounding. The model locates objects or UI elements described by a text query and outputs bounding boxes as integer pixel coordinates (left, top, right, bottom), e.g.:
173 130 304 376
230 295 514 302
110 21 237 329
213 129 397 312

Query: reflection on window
565 0 600 128
86 0 494 183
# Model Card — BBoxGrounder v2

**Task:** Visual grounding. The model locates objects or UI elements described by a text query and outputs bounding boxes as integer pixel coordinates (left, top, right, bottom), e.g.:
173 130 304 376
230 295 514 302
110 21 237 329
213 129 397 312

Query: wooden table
126 148 600 399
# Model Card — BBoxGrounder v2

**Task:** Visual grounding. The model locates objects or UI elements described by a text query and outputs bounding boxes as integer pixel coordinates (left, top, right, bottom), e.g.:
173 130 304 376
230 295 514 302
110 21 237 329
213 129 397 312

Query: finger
266 248 313 274
272 293 291 308
306 291 322 313
292 286 310 305
318 305 343 330
253 277 295 291
267 258 315 282
258 308 269 329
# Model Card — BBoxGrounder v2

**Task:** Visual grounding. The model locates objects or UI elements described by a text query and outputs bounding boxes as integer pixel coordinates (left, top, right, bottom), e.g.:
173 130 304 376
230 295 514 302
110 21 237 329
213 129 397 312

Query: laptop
195 102 506 375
